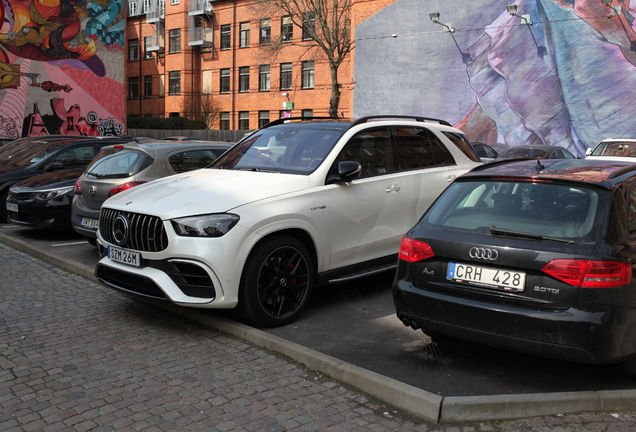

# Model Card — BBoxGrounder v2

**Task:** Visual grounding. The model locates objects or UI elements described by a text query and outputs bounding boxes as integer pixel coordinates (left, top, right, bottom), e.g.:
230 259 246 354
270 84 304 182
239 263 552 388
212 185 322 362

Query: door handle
386 184 401 193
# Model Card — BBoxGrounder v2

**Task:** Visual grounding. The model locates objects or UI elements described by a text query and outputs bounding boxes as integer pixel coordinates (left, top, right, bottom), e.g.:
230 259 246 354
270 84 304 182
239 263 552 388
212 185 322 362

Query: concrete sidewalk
3 231 636 431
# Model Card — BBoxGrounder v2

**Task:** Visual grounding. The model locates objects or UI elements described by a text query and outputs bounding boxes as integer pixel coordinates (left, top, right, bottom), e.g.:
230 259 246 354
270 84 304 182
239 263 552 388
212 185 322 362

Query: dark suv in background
394 159 636 372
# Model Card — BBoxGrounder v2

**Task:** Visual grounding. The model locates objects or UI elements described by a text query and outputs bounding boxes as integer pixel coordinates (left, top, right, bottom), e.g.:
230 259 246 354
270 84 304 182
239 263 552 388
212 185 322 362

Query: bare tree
253 0 352 117
182 93 221 129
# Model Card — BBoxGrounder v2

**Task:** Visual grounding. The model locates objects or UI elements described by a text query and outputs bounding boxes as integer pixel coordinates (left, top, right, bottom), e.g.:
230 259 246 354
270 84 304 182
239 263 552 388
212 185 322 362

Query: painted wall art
0 0 125 137
355 0 636 156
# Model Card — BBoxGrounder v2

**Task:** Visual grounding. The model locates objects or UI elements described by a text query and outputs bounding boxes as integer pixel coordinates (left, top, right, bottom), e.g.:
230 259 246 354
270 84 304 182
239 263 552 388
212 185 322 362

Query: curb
3 230 636 424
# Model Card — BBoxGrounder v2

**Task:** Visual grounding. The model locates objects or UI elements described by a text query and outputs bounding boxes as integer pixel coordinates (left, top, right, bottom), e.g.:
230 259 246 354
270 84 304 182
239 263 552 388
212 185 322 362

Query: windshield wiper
235 167 280 173
490 225 574 244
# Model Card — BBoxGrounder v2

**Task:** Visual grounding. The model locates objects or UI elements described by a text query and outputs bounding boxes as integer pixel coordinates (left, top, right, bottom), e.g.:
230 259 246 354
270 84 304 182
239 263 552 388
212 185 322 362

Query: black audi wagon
393 158 636 371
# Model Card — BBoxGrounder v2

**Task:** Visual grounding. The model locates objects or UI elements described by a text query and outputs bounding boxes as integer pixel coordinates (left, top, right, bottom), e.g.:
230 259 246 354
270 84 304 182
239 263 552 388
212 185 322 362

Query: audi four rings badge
469 247 498 260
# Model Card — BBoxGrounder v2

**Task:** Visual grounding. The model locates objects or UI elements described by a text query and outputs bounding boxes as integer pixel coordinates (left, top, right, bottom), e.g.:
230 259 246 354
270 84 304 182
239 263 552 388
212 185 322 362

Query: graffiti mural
355 0 636 156
0 0 124 137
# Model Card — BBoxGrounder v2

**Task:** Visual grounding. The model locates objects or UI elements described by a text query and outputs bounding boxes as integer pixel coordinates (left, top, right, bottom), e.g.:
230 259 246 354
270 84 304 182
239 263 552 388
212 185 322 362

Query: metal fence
127 129 251 143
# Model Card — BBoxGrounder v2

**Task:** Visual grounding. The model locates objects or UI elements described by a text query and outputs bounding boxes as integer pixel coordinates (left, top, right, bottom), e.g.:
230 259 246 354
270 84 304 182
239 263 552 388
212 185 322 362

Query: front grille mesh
100 208 168 252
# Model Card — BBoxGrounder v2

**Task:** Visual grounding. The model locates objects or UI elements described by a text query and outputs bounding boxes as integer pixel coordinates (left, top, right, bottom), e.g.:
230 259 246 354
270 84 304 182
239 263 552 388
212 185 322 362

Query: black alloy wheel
238 235 313 327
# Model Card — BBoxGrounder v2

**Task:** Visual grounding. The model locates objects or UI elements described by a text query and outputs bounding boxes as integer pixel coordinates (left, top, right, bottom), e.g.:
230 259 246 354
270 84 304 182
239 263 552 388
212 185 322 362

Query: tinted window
394 127 455 169
169 149 220 173
442 131 480 162
53 145 95 168
592 141 636 157
338 128 394 178
423 180 608 242
87 149 152 177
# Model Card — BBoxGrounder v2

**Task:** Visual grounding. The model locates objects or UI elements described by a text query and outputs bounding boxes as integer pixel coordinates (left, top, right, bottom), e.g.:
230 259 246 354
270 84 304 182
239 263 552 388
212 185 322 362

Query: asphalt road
4 223 636 398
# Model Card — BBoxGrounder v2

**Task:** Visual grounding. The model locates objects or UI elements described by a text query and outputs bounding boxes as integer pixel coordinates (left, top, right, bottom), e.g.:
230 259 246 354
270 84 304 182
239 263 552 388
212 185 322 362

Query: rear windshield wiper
87 172 132 179
490 225 574 244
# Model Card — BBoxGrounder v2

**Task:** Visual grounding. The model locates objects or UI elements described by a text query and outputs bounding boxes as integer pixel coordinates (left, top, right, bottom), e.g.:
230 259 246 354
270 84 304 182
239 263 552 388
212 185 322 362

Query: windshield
87 148 152 178
500 148 548 159
421 179 609 242
212 124 347 174
591 141 636 157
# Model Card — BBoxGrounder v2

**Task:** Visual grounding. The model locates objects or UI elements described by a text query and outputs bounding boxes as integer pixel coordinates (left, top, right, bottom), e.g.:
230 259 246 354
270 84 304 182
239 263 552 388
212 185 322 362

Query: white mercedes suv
95 116 481 327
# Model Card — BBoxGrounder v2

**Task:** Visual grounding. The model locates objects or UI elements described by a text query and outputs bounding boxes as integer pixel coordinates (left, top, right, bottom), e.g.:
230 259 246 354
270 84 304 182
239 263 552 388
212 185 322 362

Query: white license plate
108 245 141 267
80 217 99 230
6 202 17 212
447 262 526 292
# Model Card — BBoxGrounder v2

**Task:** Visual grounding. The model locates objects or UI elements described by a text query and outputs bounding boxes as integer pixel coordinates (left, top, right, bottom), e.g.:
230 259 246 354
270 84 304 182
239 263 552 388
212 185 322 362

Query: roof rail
260 116 341 130
350 115 451 127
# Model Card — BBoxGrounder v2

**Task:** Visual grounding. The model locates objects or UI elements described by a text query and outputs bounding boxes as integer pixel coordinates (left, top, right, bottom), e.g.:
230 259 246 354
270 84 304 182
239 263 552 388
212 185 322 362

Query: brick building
125 0 395 130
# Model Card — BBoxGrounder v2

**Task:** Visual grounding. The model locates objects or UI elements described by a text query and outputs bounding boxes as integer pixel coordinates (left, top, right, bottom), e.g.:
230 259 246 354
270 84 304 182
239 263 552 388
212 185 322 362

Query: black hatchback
393 159 636 370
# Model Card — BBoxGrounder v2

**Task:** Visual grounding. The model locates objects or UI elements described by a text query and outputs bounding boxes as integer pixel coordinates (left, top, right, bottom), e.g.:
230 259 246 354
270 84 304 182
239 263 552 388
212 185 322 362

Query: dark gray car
71 140 233 245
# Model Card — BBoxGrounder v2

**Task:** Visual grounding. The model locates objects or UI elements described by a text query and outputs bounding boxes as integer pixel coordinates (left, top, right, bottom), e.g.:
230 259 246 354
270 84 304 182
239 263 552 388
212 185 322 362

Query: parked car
0 136 133 221
585 138 636 160
72 140 233 245
471 142 499 162
6 168 83 230
163 136 199 141
496 144 576 160
94 115 482 327
393 158 636 371
0 136 15 148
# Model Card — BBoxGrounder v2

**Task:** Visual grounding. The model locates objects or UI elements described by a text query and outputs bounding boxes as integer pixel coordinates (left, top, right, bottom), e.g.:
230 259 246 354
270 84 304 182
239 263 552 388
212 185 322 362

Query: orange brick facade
125 0 397 130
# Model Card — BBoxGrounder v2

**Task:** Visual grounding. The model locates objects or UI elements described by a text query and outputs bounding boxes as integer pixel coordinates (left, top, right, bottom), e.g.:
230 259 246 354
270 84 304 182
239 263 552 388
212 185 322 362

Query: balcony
189 0 213 15
188 27 213 46
146 0 164 23
146 32 164 52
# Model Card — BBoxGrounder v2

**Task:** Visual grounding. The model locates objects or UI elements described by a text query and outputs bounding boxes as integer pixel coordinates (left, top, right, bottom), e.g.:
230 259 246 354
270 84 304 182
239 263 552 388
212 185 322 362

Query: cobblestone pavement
3 242 636 432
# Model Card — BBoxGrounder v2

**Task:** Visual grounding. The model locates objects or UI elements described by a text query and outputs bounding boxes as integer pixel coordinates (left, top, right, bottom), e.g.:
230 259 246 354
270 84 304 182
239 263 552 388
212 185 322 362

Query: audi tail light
108 181 147 198
399 237 434 262
74 178 82 195
542 259 632 288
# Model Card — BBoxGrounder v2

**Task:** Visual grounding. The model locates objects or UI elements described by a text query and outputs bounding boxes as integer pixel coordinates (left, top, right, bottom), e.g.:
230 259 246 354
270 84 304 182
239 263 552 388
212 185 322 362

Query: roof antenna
535 159 545 173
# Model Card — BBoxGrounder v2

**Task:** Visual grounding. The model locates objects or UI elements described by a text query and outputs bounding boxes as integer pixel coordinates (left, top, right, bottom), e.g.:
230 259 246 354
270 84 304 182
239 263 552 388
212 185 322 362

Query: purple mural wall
0 0 124 138
354 0 636 157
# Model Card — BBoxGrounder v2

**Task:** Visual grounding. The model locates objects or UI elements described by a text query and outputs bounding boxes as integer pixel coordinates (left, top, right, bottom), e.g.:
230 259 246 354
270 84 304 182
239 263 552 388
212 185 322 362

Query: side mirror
44 162 64 172
327 161 361 184
585 147 593 156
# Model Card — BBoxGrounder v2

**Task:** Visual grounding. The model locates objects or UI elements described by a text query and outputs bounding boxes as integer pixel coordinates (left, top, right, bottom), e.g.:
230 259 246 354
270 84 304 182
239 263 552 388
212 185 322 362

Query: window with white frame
220 24 231 50
240 22 250 48
169 28 181 53
281 15 292 43
302 61 314 89
239 67 250 92
259 65 270 91
220 68 230 93
260 18 271 45
280 63 292 90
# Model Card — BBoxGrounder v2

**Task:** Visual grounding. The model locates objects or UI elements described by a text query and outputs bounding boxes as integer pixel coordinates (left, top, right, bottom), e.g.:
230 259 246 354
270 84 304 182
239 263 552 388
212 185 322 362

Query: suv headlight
33 186 75 202
171 214 240 237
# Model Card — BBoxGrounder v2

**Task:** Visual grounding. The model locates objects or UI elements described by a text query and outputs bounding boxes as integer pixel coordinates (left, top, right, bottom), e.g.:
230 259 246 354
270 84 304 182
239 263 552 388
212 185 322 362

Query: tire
237 235 314 328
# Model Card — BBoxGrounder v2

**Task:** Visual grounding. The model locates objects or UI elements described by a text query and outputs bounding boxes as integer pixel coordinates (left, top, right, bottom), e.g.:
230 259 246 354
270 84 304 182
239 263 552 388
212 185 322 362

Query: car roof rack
469 157 541 172
260 116 341 130
350 115 451 127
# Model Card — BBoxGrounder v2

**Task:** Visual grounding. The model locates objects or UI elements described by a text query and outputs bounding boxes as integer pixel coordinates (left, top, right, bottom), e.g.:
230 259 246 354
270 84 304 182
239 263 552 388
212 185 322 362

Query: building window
302 109 313 118
239 66 250 92
128 77 139 98
220 68 230 93
259 65 270 91
220 24 231 50
260 18 271 45
302 61 314 89
281 15 292 43
168 71 180 95
128 39 139 61
220 112 230 130
302 12 315 40
128 1 138 16
258 111 270 128
144 36 153 59
280 63 292 90
238 111 249 129
144 75 152 98
171 0 178 4
240 22 250 48
169 28 181 54
202 70 212 94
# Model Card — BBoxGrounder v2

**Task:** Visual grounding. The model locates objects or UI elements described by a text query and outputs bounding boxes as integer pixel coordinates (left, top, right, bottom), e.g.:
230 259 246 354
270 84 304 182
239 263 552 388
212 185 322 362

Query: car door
325 127 408 268
392 126 463 224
